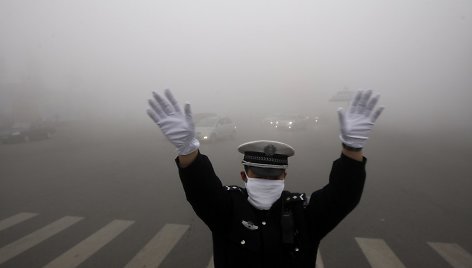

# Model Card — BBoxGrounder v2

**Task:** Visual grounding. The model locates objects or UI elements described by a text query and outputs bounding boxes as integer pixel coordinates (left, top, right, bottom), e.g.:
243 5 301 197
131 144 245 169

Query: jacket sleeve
176 151 232 232
305 153 367 240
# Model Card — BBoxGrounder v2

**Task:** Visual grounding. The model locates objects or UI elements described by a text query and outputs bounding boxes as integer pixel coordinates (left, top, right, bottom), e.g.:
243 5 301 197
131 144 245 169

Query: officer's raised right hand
147 89 200 155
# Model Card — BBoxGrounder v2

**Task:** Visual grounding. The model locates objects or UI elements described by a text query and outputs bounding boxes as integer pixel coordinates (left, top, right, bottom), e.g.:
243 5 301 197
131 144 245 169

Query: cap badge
264 144 276 156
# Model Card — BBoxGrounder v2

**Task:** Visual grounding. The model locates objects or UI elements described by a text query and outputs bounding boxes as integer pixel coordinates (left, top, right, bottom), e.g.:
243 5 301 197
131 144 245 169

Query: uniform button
241 240 246 245
262 221 266 226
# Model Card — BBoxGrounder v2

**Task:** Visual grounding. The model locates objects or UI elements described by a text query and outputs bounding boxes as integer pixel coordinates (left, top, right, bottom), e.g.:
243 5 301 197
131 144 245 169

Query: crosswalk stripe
207 255 214 268
124 223 189 268
44 219 134 268
4 213 471 268
355 237 406 268
0 212 38 232
0 216 83 265
428 242 472 268
316 249 325 268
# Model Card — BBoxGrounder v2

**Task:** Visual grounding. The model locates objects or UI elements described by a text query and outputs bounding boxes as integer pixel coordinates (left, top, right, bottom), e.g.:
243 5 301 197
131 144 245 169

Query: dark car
0 123 30 143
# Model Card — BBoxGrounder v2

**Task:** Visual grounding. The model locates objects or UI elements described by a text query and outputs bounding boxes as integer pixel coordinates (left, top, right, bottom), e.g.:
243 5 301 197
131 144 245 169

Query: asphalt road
1 118 471 268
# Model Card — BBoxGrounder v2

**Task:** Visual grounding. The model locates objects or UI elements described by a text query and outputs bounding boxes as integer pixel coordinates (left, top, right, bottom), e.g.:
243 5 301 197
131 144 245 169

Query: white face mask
245 173 285 210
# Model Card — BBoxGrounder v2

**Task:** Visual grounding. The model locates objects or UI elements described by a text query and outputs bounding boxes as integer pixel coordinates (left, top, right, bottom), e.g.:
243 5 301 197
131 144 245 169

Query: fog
1 0 472 132
1 2 472 266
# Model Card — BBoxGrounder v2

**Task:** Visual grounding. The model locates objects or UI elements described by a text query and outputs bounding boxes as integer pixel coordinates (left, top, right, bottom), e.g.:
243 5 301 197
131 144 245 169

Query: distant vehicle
264 114 313 130
195 116 237 142
0 123 29 143
0 121 55 144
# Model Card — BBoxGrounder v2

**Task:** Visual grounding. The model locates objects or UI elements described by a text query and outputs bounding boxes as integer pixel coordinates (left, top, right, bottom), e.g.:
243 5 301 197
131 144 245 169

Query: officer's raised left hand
337 90 384 149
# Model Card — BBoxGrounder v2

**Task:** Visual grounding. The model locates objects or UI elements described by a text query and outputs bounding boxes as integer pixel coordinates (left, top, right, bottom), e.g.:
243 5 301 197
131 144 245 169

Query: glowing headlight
203 136 208 140
289 121 293 125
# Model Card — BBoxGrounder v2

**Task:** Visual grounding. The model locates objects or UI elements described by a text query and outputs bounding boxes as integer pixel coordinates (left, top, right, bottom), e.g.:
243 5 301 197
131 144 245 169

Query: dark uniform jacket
176 151 366 268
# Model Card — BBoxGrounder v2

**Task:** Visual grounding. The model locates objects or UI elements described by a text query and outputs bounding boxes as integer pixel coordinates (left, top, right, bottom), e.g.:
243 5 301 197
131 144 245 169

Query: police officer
147 89 384 268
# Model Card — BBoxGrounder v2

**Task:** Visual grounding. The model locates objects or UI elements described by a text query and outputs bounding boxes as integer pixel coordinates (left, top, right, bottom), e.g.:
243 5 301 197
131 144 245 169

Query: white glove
147 89 200 155
337 90 384 149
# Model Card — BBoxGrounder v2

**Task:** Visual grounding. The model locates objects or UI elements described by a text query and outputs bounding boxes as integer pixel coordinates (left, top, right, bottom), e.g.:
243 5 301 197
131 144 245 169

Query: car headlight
289 121 293 125
203 136 208 140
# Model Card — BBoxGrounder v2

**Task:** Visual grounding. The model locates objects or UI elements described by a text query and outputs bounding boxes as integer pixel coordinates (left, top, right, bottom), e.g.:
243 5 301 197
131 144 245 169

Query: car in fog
195 115 236 142
0 124 29 143
0 121 55 144
264 114 313 130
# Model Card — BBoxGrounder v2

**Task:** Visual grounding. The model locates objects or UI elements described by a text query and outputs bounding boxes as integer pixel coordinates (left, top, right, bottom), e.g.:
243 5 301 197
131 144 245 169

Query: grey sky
1 0 471 129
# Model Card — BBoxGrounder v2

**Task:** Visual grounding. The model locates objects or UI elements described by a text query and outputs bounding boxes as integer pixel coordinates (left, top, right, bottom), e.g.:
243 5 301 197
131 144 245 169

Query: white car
195 116 237 142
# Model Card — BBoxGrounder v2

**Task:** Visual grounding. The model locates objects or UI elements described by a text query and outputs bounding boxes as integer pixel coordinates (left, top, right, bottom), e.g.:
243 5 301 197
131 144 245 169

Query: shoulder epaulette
224 185 244 193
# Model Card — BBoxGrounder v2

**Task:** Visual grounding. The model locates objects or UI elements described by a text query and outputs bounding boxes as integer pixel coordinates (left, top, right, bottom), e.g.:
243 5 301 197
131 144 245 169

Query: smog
1 1 471 267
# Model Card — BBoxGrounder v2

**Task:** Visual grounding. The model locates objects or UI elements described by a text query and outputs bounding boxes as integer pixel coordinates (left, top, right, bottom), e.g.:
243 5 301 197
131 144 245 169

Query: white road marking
4 212 471 268
207 255 214 268
44 219 134 268
124 223 189 268
428 242 472 268
0 212 38 231
316 249 325 268
355 237 406 268
0 216 83 265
